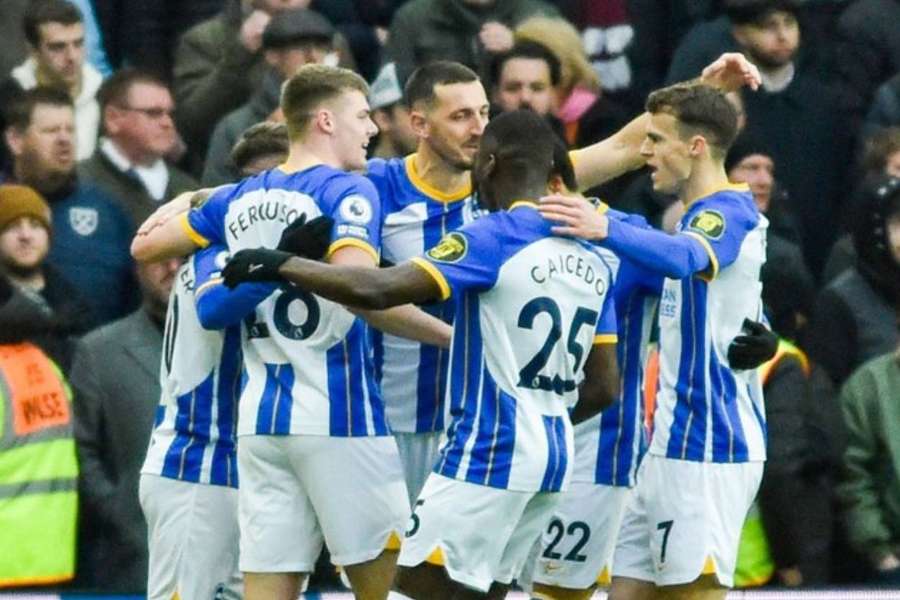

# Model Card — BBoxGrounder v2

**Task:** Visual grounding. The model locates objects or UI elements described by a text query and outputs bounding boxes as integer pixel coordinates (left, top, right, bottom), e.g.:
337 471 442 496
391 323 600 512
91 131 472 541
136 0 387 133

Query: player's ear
547 173 564 194
688 135 706 158
317 108 334 134
409 109 428 138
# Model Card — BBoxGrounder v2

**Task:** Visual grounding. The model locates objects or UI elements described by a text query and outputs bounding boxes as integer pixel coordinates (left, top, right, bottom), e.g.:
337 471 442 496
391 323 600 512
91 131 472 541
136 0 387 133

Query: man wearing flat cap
202 8 337 186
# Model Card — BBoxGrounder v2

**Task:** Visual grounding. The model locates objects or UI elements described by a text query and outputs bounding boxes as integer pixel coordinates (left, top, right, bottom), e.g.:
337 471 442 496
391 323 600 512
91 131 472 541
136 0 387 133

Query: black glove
727 318 778 370
277 214 334 260
222 248 293 288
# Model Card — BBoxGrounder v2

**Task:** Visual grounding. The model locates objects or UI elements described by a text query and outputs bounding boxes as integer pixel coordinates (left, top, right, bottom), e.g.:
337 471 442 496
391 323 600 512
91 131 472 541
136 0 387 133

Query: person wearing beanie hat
0 183 93 335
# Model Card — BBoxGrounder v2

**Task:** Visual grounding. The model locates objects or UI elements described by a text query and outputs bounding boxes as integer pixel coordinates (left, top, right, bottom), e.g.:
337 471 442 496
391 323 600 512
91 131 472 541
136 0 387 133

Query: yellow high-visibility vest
0 343 78 588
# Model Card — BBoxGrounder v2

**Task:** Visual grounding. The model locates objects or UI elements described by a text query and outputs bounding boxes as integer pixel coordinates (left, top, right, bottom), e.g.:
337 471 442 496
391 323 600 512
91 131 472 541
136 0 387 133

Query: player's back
652 186 768 463
416 203 617 493
366 155 480 434
142 247 240 487
185 165 388 438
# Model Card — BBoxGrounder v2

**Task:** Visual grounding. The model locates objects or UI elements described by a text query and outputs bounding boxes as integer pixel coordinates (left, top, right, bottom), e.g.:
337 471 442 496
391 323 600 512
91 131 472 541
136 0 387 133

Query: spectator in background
230 121 290 178
823 128 900 282
70 254 181 594
834 0 900 128
837 343 900 586
1 0 102 162
3 88 137 327
172 0 356 174
807 175 900 387
385 0 557 86
368 62 417 160
864 72 900 142
202 8 335 186
515 16 629 147
0 184 92 342
77 69 197 229
724 0 850 276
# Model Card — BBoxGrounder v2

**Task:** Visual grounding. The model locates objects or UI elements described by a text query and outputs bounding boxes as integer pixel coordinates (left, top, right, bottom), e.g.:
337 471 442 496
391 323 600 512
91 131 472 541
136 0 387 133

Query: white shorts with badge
237 434 409 573
394 431 443 505
139 473 241 600
398 473 560 593
530 481 632 590
612 454 763 587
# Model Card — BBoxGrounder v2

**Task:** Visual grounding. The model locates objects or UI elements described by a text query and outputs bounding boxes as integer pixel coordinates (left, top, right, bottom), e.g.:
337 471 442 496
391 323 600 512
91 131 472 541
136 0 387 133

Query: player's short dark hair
489 41 562 88
230 122 289 171
481 109 574 189
404 61 480 110
24 0 83 47
281 64 369 138
4 87 73 131
725 0 801 25
97 68 169 113
646 83 739 158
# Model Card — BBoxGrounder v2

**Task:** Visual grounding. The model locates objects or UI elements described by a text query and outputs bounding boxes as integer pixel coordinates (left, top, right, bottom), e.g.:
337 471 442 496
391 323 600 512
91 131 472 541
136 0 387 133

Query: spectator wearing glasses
77 69 197 229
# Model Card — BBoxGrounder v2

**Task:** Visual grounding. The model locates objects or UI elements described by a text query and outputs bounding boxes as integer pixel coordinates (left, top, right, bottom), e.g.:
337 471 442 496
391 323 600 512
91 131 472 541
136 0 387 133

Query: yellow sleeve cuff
593 334 618 345
410 257 451 301
683 232 720 281
326 238 379 263
180 212 210 248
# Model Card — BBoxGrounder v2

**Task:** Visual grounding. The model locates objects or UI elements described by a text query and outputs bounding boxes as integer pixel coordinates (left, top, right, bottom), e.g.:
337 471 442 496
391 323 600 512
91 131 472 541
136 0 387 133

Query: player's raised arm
571 52 761 191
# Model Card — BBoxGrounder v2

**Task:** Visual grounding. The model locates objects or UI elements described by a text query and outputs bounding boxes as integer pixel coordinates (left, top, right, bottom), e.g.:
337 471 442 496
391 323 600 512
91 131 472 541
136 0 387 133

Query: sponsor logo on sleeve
688 209 725 240
426 232 468 263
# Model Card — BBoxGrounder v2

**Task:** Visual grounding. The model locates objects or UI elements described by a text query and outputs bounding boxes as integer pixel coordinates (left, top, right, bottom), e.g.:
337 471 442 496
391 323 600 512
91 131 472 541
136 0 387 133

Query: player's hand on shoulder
277 215 334 260
727 318 778 370
539 193 609 241
223 248 293 288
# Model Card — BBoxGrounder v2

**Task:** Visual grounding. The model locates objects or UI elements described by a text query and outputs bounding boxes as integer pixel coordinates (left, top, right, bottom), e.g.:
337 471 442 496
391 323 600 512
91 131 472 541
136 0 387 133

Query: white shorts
398 473 559 593
237 434 409 573
394 431 443 505
138 474 241 600
612 455 763 587
530 482 632 590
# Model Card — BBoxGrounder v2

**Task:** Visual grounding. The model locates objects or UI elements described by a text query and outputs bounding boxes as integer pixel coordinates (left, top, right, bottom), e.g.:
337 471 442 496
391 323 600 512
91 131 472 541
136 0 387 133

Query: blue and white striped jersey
651 186 768 462
573 209 663 487
412 202 618 493
141 245 241 487
367 155 480 433
184 166 389 438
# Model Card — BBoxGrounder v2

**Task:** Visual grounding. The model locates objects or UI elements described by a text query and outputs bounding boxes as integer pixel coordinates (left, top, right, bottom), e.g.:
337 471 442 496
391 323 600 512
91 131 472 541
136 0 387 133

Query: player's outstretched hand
539 194 609 241
277 214 334 260
700 52 761 92
223 248 292 288
727 318 778 370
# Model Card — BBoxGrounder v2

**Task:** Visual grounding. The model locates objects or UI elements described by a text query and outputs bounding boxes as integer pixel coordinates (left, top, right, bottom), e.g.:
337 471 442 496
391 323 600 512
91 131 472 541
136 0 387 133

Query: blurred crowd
1 0 900 593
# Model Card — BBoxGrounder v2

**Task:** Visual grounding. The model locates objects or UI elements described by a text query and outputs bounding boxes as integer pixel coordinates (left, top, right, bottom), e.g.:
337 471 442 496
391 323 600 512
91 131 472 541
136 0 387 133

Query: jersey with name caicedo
411 202 618 493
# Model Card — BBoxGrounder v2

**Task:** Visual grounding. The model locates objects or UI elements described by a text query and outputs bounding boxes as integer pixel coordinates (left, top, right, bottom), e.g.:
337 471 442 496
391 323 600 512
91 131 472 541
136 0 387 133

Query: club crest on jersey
69 207 98 236
427 232 467 263
339 195 373 225
688 210 725 240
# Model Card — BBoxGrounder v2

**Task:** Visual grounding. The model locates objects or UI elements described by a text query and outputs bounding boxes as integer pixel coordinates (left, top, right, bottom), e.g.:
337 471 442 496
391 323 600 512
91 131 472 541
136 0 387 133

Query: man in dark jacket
3 87 137 327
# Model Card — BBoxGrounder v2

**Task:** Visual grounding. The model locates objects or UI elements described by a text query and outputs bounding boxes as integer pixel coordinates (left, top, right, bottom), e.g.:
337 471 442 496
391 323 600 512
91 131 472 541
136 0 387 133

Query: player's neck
680 161 730 208
280 141 331 173
413 146 470 196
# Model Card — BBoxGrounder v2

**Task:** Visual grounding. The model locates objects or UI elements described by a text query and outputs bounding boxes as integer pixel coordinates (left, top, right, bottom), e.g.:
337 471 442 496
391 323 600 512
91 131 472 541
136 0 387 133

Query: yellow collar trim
404 154 472 203
508 200 538 211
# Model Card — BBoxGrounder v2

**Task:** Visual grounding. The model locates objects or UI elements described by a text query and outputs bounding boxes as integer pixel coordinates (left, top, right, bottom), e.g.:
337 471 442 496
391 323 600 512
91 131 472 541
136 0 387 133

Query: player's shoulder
686 184 759 236
365 156 406 182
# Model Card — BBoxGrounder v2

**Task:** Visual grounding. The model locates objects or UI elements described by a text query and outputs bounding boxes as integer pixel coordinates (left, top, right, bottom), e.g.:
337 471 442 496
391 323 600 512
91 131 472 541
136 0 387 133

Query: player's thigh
607 576 657 600
398 473 536 594
295 435 410 567
342 548 399 600
394 563 457 600
177 483 241 600
657 574 726 600
237 435 324 574
139 474 191 600
643 456 762 588
533 482 632 591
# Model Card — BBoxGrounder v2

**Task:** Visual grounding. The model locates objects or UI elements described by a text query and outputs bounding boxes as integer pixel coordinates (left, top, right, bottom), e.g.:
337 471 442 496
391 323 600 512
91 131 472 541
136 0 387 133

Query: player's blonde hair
281 64 369 139
514 16 600 95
